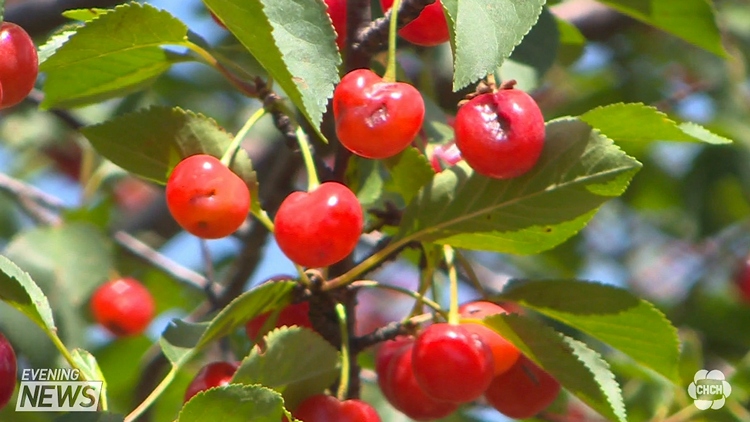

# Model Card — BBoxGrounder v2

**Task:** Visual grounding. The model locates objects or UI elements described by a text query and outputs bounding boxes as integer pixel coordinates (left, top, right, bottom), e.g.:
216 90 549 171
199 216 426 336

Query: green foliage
178 385 286 421
0 255 56 334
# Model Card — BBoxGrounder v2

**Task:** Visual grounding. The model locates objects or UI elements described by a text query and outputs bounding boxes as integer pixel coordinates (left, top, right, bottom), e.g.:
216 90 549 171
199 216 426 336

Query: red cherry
293 394 380 422
333 69 425 159
375 336 414 401
382 342 458 420
90 277 155 337
245 301 313 342
484 355 561 419
0 333 17 410
735 256 750 303
454 88 545 179
0 22 38 109
324 0 347 50
380 0 449 46
429 142 462 172
459 301 521 375
165 154 251 239
184 361 239 403
411 323 494 403
274 182 363 268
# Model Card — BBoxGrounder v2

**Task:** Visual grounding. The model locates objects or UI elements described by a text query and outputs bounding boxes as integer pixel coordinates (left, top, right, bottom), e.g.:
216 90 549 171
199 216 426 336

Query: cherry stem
183 41 259 97
411 249 437 318
443 245 460 325
294 264 313 289
383 0 402 82
454 250 487 297
221 107 267 167
335 302 351 401
352 280 447 319
295 126 320 191
124 366 179 422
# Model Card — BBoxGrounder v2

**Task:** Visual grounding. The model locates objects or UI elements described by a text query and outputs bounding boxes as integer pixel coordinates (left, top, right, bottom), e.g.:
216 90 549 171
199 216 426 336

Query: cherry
380 341 458 420
735 256 750 303
333 69 425 159
375 336 414 401
274 182 363 268
454 88 545 179
165 154 250 239
0 22 38 109
0 332 17 410
484 355 561 419
324 0 347 51
459 301 521 375
429 141 462 172
245 301 313 343
90 277 155 337
379 0 449 46
184 361 239 403
293 394 380 422
411 323 494 403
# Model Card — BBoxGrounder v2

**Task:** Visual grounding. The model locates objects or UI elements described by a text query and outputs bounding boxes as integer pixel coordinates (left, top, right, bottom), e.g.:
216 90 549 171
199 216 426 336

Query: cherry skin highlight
411 323 494 403
166 154 250 239
184 361 239 403
0 332 16 410
274 182 363 268
380 0 449 46
90 277 155 337
484 355 561 419
245 301 312 343
333 69 425 159
293 394 381 422
459 301 521 375
455 88 545 179
324 0 347 51
0 22 38 109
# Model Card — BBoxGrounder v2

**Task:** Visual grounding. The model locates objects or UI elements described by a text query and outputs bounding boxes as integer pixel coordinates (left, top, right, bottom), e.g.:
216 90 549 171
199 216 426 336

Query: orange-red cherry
90 277 155 337
293 394 380 422
324 0 347 50
380 0 449 46
0 22 39 109
459 301 521 375
245 301 313 343
184 361 239 403
484 355 561 419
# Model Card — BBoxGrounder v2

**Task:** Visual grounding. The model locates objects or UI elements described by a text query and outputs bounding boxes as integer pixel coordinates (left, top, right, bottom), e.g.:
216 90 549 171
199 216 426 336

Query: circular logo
687 370 731 410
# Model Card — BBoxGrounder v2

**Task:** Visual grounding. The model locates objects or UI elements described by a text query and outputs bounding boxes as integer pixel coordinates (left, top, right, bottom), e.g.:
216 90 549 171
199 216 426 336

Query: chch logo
687 369 731 410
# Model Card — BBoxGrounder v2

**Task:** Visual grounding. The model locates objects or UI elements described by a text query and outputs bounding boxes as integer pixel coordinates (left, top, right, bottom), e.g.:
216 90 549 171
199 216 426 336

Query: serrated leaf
597 0 727 57
70 349 108 403
37 26 78 64
0 255 56 333
382 147 435 206
160 320 209 365
482 314 627 422
497 280 681 382
80 106 257 197
205 0 340 138
442 0 546 90
234 326 339 410
179 384 285 422
394 118 641 254
40 3 188 108
62 8 110 21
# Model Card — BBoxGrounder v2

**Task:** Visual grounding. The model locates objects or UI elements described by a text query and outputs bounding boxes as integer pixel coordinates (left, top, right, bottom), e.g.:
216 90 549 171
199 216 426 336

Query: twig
353 0 436 56
0 171 67 210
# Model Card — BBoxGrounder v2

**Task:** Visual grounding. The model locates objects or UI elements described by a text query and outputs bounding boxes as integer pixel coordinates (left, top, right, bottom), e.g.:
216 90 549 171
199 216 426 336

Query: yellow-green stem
383 0 402 82
353 280 446 319
79 144 97 203
295 127 320 191
221 107 267 167
294 264 313 288
443 245 459 325
251 208 275 233
335 303 350 401
49 333 80 373
124 366 179 422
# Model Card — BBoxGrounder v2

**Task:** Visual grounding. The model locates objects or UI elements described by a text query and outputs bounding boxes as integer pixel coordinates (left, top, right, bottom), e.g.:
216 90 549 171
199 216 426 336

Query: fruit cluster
0 22 39 109
375 301 560 420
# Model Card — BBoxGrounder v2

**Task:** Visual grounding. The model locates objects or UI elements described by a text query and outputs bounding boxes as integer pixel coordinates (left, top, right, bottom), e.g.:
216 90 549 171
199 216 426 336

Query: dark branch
353 0 436 57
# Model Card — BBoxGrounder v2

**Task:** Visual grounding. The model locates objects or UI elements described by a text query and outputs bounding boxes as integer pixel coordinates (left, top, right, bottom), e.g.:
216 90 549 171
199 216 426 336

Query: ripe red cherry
381 341 458 420
459 301 521 375
429 141 462 172
245 301 312 342
184 361 239 403
293 394 380 422
735 256 750 303
484 355 561 419
411 323 494 403
0 332 17 410
274 182 363 268
375 336 414 401
333 69 425 159
166 154 250 239
454 88 545 179
380 0 449 46
90 278 155 337
0 22 38 109
324 0 347 50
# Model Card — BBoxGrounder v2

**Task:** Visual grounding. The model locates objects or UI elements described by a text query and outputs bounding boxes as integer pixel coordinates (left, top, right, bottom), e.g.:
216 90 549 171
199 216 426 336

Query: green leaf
394 118 641 254
597 0 727 57
500 7 559 91
482 314 627 422
179 384 285 422
204 0 340 138
0 255 56 333
382 147 435 206
233 327 339 410
40 2 188 109
442 0 546 90
54 413 124 422
497 280 681 382
71 348 107 386
80 106 257 196
61 8 110 21
159 320 208 367
555 15 586 65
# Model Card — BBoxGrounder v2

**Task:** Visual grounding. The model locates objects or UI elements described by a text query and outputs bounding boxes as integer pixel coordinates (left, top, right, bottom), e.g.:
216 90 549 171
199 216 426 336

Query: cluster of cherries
0 21 38 109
